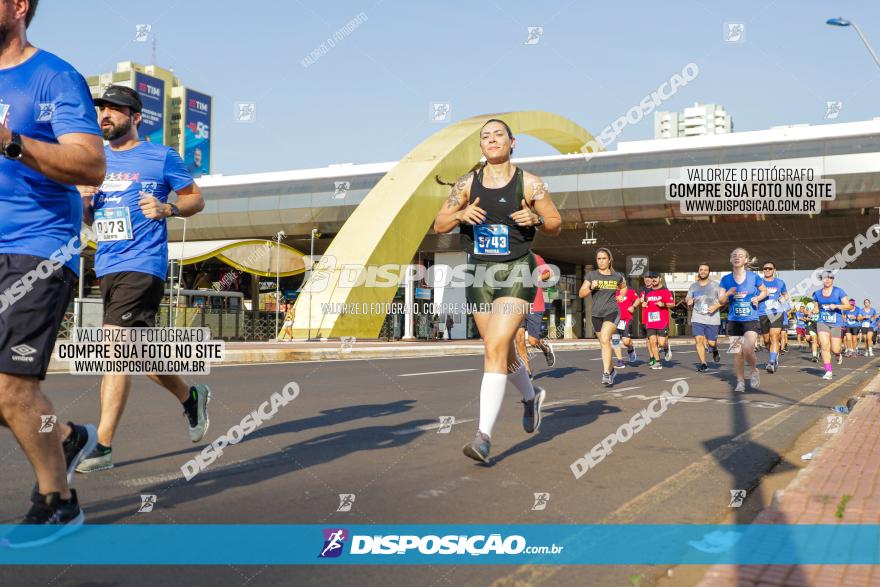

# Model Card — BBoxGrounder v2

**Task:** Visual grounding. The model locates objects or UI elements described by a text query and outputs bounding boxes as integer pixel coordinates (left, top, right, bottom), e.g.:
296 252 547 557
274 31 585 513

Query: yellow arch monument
290 111 599 339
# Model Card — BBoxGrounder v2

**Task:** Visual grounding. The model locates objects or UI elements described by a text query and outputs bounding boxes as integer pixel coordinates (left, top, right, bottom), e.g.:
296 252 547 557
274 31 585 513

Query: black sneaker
697 363 708 373
2 490 84 549
462 431 491 463
542 344 556 367
183 385 211 443
31 422 96 499
521 387 546 434
62 423 97 482
712 348 721 363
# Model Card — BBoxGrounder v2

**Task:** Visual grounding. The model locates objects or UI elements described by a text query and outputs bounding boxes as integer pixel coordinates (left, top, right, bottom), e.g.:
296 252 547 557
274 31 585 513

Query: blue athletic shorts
692 322 719 341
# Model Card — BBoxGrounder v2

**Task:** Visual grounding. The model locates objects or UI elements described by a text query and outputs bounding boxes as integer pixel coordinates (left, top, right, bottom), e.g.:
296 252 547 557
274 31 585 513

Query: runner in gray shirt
579 248 626 386
686 263 723 372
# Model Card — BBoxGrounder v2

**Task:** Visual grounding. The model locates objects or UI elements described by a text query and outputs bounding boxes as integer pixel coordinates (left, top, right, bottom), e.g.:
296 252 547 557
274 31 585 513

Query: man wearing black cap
75 84 210 473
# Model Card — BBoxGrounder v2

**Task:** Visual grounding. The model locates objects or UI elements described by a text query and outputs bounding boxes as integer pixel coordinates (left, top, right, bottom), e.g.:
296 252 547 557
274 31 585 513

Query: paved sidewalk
697 368 880 587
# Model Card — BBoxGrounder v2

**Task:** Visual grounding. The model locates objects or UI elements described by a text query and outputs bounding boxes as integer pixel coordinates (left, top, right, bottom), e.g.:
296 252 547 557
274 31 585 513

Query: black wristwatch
168 203 180 217
535 215 545 227
3 132 22 160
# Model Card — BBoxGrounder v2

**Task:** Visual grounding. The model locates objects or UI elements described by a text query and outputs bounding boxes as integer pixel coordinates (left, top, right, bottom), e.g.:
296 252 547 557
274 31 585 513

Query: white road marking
398 368 478 377
608 386 642 393
664 377 689 382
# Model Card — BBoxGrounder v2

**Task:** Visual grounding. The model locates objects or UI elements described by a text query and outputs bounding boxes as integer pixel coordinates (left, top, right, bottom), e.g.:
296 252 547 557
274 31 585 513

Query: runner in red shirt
613 286 639 368
638 271 674 370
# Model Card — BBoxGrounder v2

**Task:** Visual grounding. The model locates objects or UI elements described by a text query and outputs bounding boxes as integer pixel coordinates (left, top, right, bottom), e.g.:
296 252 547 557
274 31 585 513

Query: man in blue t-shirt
757 261 787 374
0 0 105 540
75 85 210 474
859 299 877 357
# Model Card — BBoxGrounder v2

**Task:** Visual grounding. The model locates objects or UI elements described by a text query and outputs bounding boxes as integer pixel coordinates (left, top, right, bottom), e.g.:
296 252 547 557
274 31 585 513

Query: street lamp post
826 18 880 69
308 228 321 341
275 231 281 339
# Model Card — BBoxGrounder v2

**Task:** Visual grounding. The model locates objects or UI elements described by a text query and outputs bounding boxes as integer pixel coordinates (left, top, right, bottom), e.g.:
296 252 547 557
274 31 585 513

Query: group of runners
432 117 877 464
1 1 209 545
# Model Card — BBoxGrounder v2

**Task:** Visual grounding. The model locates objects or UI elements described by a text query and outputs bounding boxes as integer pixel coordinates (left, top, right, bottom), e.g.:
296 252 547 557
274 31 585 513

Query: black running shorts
100 271 165 327
466 252 538 307
0 254 76 380
759 314 784 334
727 320 760 336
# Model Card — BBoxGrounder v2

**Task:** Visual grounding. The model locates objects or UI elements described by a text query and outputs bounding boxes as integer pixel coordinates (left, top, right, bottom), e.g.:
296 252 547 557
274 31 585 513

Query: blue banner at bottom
1 524 879 565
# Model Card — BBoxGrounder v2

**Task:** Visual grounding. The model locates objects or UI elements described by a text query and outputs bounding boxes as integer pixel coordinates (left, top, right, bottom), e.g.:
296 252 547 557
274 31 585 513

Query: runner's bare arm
434 173 480 233
751 283 769 306
4 128 105 186
140 183 204 221
578 280 593 298
170 183 205 217
77 185 99 226
523 172 561 235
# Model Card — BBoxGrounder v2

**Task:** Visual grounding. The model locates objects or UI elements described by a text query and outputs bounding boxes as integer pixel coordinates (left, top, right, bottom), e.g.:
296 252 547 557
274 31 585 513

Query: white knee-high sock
478 373 508 437
508 363 536 402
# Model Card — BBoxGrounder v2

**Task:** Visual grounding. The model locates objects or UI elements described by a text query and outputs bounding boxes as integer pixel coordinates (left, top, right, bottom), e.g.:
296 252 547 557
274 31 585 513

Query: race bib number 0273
94 207 134 242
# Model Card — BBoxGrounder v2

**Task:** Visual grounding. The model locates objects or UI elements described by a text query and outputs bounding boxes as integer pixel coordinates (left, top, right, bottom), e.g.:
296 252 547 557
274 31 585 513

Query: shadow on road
491 400 622 465
113 400 418 469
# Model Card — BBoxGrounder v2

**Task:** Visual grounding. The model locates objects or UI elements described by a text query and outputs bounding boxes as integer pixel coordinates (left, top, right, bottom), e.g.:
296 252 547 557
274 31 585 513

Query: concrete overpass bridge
180 114 880 337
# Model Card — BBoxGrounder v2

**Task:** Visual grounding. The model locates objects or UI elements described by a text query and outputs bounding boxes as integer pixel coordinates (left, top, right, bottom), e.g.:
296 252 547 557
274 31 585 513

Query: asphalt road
1 342 877 587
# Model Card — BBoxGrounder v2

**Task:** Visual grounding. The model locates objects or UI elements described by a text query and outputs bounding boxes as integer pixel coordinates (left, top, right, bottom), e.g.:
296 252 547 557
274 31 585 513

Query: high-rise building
654 102 733 139
86 61 213 177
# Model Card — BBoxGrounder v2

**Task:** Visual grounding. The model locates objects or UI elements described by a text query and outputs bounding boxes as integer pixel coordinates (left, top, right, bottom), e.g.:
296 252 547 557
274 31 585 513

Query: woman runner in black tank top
433 119 562 464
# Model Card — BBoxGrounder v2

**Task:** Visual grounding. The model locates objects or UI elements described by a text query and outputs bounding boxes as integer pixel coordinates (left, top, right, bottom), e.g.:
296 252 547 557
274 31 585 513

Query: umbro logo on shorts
11 344 37 362
121 312 133 320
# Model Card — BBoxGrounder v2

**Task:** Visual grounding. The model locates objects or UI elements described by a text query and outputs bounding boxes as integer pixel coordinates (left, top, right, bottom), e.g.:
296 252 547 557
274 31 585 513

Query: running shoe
542 343 556 367
697 363 708 373
61 423 97 483
837 353 843 365
664 347 673 361
628 347 638 365
648 358 656 368
32 422 97 499
712 348 721 363
184 384 211 443
462 431 491 463
822 371 833 381
734 381 746 393
3 490 84 549
870 348 875 357
750 369 760 389
812 355 819 363
766 362 776 374
521 387 546 434
75 444 113 473
608 369 617 385
601 372 611 385
616 358 625 369
650 362 663 370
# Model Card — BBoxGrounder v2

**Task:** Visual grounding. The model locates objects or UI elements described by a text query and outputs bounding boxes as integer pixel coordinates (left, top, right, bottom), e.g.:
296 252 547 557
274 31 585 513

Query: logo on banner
319 528 348 558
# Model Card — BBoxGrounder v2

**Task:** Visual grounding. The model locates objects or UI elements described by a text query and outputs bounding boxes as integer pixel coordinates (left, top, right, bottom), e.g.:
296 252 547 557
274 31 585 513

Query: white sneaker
837 353 843 365
734 381 746 393
822 371 833 380
750 369 760 389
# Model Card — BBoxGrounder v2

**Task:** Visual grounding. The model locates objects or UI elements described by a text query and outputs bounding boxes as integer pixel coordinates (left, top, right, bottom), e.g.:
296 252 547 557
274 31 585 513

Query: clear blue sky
32 0 880 176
